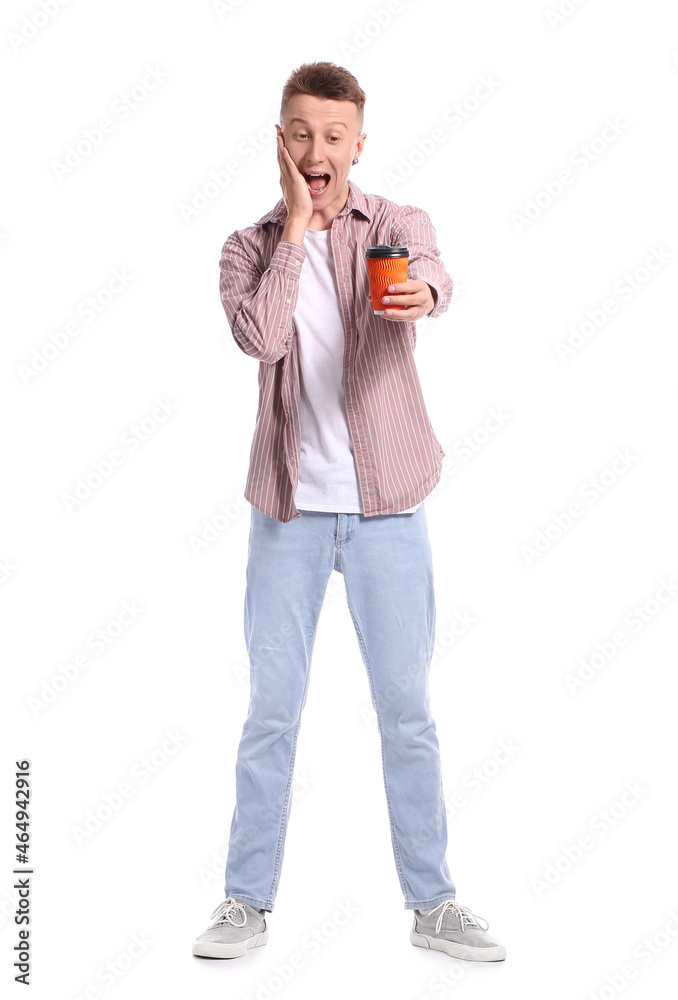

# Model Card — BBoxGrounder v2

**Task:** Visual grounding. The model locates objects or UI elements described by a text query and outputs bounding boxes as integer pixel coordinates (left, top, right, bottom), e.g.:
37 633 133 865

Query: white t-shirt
293 226 421 514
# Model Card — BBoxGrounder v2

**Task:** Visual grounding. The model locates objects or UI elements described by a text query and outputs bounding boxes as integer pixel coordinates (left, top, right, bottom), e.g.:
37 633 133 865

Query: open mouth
303 172 330 195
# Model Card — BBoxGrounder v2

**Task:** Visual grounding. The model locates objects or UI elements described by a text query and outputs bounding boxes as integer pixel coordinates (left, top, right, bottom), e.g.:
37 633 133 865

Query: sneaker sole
410 930 506 962
192 930 269 959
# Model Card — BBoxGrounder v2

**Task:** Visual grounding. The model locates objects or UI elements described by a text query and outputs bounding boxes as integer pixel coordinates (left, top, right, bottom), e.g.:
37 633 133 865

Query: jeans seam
268 616 321 905
345 596 410 902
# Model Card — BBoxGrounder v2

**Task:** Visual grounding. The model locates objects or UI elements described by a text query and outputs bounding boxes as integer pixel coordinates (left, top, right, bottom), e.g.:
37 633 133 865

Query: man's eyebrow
288 118 348 128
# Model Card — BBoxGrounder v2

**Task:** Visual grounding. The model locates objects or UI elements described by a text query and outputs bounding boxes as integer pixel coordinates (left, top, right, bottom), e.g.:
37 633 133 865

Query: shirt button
295 260 301 266
286 298 290 304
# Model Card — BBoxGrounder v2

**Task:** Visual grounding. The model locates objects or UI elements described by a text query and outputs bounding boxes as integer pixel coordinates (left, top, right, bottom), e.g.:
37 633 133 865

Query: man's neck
306 182 350 231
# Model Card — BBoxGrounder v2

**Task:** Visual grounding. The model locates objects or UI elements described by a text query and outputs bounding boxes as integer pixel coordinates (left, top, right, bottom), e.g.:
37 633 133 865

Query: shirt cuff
270 241 307 277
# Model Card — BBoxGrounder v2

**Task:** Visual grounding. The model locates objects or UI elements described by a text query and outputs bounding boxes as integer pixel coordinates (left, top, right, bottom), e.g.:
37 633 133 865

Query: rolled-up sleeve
390 204 453 320
219 234 307 364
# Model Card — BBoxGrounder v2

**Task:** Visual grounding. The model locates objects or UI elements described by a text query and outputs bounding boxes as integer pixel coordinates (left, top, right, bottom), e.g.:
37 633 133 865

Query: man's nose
307 138 325 162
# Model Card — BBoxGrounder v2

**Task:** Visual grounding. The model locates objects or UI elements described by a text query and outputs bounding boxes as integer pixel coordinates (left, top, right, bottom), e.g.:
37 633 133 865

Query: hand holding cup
365 245 435 320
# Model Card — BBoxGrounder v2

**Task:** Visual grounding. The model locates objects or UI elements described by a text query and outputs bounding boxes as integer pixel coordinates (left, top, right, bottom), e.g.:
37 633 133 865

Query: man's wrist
281 217 310 247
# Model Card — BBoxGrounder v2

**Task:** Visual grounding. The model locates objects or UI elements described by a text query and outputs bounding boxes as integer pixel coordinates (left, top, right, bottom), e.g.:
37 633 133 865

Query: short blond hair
280 61 366 131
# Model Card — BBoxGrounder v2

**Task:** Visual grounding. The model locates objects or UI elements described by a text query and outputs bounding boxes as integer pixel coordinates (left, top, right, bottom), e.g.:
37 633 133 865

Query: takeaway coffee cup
365 245 409 315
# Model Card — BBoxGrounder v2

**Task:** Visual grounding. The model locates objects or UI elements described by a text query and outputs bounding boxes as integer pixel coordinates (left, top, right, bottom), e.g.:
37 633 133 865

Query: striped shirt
219 179 453 523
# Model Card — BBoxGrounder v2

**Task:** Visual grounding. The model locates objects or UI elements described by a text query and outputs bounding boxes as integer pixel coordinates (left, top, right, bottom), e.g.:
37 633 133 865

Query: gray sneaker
410 900 506 961
192 896 269 959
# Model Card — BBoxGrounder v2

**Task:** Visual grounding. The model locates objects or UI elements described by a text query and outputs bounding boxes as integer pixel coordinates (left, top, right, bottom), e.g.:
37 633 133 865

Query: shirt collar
253 178 372 226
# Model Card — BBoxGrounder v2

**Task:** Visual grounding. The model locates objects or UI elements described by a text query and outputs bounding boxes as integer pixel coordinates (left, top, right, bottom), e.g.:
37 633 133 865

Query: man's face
279 94 366 215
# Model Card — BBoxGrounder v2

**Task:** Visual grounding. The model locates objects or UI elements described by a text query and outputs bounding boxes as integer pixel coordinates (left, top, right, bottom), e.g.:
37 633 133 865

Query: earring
352 158 359 165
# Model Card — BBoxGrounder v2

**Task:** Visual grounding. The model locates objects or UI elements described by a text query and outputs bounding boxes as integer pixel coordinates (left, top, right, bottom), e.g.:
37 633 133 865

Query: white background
2 0 678 998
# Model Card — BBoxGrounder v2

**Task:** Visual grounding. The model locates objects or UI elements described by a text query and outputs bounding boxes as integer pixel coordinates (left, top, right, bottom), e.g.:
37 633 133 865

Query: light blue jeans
224 504 456 911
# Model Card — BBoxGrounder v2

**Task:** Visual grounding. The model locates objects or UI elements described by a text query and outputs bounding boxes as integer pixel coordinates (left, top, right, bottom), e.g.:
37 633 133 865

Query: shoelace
426 900 490 936
208 896 247 928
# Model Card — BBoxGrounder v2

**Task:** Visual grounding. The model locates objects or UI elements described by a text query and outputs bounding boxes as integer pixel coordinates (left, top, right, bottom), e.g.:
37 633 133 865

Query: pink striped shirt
219 179 453 523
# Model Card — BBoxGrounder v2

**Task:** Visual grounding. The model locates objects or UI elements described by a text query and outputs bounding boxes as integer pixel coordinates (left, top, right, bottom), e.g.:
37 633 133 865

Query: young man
192 61 506 963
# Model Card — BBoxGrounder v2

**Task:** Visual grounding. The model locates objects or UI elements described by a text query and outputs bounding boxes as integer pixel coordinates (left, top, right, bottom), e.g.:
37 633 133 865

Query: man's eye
294 133 340 141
